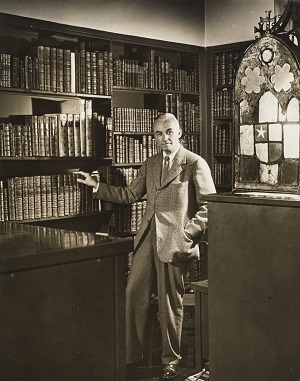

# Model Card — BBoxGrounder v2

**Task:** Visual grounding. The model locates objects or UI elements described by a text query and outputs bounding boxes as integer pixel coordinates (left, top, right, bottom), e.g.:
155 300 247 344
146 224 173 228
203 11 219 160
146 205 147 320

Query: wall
0 0 205 47
0 1 289 47
205 0 275 46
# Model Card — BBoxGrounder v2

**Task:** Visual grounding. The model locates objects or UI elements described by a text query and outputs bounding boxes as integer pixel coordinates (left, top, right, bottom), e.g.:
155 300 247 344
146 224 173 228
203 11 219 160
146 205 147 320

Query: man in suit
75 113 216 379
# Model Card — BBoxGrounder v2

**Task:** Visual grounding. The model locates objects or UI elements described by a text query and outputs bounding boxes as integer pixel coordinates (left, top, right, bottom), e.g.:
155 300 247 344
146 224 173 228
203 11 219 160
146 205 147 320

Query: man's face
153 120 182 155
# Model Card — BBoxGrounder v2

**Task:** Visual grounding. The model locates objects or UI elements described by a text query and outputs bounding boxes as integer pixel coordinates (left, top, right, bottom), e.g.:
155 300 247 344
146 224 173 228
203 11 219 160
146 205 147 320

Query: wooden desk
191 280 209 370
0 222 134 381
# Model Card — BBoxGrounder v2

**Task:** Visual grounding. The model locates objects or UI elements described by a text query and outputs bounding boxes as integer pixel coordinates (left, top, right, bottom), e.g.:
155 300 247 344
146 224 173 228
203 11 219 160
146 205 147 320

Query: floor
126 330 209 381
126 364 208 381
127 297 209 381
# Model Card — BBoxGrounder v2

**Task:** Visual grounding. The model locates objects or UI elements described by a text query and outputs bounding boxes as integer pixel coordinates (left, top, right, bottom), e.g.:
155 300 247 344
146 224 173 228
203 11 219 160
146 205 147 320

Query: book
49 114 58 157
33 175 42 219
43 115 50 157
67 113 75 157
40 175 47 218
45 175 52 218
28 176 35 220
37 115 45 157
85 99 93 156
79 99 86 156
73 114 81 157
57 113 68 157
56 48 64 92
51 175 58 217
25 115 39 156
57 174 65 217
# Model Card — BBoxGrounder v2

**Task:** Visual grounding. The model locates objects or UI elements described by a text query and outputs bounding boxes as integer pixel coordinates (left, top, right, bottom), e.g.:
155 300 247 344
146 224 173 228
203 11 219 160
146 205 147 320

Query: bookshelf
206 42 252 193
0 12 204 242
0 12 116 231
108 37 204 235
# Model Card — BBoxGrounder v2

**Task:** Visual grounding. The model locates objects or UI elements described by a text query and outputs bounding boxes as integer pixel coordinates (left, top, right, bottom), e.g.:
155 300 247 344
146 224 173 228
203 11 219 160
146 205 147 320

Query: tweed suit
95 144 216 364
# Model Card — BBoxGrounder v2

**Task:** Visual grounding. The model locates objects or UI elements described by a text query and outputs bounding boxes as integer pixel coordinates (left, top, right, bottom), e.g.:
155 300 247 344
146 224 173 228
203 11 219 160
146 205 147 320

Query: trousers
126 217 188 365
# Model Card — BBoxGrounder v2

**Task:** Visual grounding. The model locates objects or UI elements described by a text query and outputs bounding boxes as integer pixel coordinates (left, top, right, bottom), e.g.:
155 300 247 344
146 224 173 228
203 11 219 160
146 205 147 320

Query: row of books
1 47 198 94
114 134 160 164
0 103 112 158
165 94 199 132
96 165 140 213
212 162 232 186
113 51 199 92
113 107 160 132
213 88 233 118
113 167 139 186
180 135 201 155
212 51 240 86
213 123 233 154
0 174 100 222
114 201 147 234
0 44 112 95
186 258 203 284
113 134 200 165
113 98 199 134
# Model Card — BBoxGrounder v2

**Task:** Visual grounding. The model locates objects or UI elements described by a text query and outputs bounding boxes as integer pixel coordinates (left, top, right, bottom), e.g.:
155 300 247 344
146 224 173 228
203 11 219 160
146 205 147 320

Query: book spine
80 99 86 156
50 47 57 92
22 176 29 220
51 175 58 217
37 115 45 157
33 175 42 219
40 175 47 218
49 115 58 157
73 114 81 157
67 113 75 157
43 115 50 157
44 46 51 91
56 48 64 92
63 174 70 216
58 113 68 157
45 175 52 218
85 100 93 156
106 117 113 158
28 176 35 220
8 178 16 221
57 174 65 217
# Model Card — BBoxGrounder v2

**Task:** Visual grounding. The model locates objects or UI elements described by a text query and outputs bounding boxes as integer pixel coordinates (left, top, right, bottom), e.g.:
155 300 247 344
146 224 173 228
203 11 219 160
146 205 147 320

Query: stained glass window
234 34 300 193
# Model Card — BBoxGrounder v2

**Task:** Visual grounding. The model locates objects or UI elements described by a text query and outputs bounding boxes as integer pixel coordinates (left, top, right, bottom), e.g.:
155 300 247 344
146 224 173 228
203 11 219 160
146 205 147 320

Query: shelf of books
208 42 252 193
0 12 114 230
104 40 203 237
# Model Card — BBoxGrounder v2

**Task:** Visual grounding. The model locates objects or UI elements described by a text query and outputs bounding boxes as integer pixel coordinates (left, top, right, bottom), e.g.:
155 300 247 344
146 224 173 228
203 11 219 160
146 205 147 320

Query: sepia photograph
0 1 299 380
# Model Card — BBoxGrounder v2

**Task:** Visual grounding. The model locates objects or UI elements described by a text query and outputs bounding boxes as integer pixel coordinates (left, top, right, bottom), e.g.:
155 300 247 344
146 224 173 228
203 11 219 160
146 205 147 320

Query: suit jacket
95 145 216 263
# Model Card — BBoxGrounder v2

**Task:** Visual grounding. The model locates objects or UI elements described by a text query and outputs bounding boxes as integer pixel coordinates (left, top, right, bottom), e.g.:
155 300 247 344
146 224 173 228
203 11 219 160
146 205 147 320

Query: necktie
161 156 170 184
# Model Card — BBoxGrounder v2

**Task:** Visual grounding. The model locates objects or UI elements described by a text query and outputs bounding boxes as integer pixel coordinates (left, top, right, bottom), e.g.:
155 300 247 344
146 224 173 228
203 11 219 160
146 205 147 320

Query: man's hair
153 113 179 128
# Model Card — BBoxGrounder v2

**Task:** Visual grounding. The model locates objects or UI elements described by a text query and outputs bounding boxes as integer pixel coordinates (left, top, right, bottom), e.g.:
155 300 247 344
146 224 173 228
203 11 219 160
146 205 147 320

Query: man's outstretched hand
74 171 98 188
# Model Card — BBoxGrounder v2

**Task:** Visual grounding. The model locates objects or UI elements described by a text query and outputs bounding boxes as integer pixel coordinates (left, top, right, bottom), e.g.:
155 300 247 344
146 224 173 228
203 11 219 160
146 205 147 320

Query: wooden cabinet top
204 192 300 208
0 222 133 274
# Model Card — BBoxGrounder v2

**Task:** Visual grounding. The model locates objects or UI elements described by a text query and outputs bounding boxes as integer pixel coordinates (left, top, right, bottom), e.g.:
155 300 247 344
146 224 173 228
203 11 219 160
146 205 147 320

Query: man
75 113 216 379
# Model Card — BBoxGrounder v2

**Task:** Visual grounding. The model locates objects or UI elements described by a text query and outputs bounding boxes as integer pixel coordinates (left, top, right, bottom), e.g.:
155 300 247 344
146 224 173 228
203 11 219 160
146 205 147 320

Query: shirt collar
162 145 180 162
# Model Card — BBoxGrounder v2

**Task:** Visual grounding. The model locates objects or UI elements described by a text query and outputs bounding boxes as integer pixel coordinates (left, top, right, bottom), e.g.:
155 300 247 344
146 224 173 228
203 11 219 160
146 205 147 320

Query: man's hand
74 171 98 188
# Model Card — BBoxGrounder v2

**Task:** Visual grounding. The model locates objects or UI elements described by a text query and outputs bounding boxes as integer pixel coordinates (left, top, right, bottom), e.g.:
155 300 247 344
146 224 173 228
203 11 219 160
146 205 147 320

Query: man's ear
178 128 182 138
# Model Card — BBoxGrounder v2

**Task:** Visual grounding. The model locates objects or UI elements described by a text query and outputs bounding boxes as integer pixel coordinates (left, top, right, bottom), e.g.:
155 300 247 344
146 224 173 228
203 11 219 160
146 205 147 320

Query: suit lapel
153 152 163 190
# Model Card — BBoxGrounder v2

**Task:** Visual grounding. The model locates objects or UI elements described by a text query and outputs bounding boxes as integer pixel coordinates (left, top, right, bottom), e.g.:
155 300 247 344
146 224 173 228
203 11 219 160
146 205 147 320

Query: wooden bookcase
0 12 115 231
206 41 252 193
110 37 204 235
0 12 204 237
